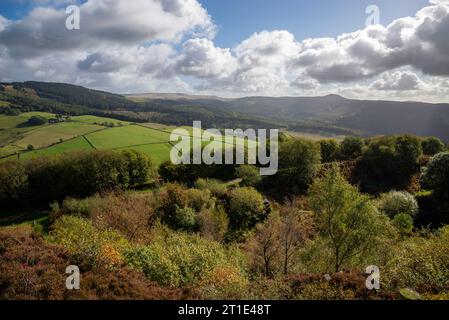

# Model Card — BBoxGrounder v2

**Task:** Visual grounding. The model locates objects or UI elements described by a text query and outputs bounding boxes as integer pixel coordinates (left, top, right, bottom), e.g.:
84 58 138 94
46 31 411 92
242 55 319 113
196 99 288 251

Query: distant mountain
128 93 449 140
1 81 449 140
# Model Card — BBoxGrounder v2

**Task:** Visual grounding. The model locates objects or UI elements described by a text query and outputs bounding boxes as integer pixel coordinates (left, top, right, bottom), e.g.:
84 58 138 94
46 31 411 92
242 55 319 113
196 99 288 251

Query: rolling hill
1 81 449 141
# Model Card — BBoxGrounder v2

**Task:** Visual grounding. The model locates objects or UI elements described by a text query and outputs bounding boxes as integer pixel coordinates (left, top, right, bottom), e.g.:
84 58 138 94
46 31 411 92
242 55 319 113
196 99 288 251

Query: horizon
0 0 448 103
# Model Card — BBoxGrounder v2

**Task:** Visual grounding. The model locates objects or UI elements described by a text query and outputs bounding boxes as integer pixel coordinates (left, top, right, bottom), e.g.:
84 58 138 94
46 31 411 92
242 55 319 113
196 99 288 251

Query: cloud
371 71 425 91
291 76 320 91
0 0 449 101
292 2 449 83
0 0 214 58
174 38 237 78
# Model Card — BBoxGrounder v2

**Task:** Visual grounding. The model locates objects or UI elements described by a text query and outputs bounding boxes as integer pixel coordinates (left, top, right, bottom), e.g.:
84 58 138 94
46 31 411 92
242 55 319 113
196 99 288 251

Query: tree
320 140 340 163
309 165 391 272
422 137 445 156
248 214 282 277
421 152 449 201
26 115 47 126
354 136 422 193
340 137 364 160
278 205 315 275
265 139 321 195
228 187 266 234
246 204 315 277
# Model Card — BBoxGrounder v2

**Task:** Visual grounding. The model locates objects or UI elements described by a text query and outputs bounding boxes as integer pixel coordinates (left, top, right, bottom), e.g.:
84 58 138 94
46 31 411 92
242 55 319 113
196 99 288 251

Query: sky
0 0 449 102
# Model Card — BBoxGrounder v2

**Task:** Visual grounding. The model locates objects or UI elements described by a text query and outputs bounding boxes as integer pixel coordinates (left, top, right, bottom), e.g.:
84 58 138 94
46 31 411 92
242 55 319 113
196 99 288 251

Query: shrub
26 115 47 126
422 137 445 156
0 226 194 300
199 265 249 300
48 215 130 268
319 140 340 163
236 165 262 187
384 226 449 293
340 137 364 160
50 193 156 243
228 187 266 233
124 230 244 287
194 178 228 198
156 183 196 231
377 191 419 218
393 213 414 235
197 207 229 242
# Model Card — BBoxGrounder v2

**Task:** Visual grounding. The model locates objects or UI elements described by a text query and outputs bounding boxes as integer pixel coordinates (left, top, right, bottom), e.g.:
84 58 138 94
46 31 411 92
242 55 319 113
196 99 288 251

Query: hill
1 81 449 140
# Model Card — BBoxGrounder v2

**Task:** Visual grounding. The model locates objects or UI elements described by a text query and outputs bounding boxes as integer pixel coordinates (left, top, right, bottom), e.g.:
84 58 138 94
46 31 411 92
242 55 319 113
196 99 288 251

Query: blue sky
199 0 429 47
0 0 448 102
1 0 430 46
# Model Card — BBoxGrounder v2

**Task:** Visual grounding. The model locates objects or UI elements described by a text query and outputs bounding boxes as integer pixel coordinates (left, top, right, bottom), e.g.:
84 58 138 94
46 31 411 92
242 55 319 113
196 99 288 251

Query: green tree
26 115 47 126
266 139 321 195
422 137 445 156
236 165 262 187
309 165 391 272
421 152 449 201
228 187 266 234
319 139 340 163
340 137 364 160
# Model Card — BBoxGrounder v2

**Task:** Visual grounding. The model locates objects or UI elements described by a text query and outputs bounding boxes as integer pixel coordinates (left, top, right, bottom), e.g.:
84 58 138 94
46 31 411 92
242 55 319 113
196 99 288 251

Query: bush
194 178 228 198
422 137 445 156
197 207 229 242
228 187 267 234
48 215 130 268
385 226 449 293
236 165 262 187
26 115 47 126
124 229 245 287
377 191 419 218
319 140 340 163
340 137 364 160
421 152 449 201
393 213 414 235
0 226 194 300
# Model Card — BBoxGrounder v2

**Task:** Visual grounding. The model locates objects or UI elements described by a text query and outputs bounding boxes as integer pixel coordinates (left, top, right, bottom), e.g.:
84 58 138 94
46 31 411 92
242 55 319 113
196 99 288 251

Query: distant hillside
1 82 449 140
130 93 449 140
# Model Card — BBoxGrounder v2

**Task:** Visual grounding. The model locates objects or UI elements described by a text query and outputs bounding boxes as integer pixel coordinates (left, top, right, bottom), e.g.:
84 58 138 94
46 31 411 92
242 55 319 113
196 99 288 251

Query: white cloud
371 71 425 91
174 38 237 78
0 0 449 101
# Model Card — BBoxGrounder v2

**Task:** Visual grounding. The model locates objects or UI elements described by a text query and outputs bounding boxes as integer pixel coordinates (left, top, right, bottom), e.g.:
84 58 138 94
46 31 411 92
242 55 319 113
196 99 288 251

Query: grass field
0 112 261 165
71 115 130 126
16 122 103 149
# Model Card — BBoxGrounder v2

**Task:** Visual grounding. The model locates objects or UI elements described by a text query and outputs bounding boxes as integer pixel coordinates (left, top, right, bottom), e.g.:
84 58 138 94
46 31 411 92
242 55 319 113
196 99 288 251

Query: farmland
0 112 250 165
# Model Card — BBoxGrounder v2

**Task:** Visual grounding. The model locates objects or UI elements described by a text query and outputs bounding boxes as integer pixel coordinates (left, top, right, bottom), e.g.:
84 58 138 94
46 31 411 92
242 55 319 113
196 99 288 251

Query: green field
71 115 130 126
16 122 103 149
0 112 259 165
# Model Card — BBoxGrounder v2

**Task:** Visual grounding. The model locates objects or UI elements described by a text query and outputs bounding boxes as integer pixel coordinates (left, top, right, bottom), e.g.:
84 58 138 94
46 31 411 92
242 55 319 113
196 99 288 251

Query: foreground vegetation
1 133 449 300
